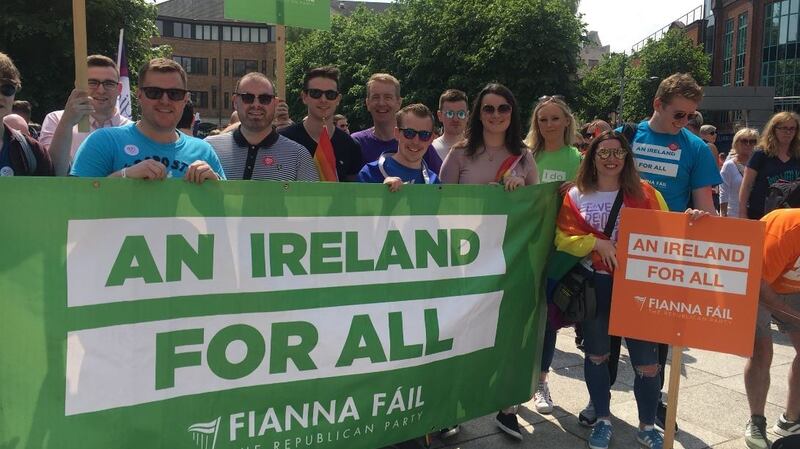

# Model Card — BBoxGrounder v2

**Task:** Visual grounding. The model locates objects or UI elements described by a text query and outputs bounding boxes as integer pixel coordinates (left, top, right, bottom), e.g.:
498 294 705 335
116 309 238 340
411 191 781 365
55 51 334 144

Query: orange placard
610 209 765 357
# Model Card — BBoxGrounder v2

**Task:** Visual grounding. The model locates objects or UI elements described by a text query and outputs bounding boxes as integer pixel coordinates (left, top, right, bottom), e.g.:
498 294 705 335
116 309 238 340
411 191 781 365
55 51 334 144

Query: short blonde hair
655 73 703 105
366 73 400 98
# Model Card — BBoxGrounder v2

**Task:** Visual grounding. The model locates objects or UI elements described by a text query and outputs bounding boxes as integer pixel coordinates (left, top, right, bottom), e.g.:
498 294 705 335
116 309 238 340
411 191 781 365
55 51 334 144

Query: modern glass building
761 0 800 111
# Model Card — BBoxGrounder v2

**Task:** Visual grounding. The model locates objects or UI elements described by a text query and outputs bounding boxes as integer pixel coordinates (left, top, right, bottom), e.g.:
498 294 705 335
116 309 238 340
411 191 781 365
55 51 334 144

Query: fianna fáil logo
188 417 221 449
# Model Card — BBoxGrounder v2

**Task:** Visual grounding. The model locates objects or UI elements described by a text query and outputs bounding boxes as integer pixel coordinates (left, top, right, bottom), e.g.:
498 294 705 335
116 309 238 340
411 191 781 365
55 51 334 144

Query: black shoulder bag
552 189 624 322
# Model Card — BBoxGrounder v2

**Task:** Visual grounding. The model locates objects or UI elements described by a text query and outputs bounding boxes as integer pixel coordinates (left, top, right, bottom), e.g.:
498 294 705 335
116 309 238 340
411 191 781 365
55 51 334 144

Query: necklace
485 144 505 161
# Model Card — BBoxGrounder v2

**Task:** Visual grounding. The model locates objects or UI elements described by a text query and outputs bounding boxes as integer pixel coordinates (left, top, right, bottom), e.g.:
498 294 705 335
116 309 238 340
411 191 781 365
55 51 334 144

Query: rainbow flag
494 154 523 183
314 126 339 182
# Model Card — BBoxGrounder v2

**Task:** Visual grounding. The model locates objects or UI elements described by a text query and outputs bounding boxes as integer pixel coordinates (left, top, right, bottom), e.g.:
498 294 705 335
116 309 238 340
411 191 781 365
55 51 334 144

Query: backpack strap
9 129 37 174
620 122 638 146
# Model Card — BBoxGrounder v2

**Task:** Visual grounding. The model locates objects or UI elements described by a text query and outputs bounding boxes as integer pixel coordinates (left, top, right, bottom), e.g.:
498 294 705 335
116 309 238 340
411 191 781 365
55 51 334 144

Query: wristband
121 167 127 178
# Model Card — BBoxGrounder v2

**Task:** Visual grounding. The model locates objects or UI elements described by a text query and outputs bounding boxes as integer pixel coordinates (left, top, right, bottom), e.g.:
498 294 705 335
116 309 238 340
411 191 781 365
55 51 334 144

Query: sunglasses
539 94 565 102
88 79 119 90
739 138 757 145
304 88 339 100
776 125 798 132
672 111 699 121
399 127 433 142
0 83 18 97
481 104 512 115
596 147 628 160
705 130 717 135
235 92 275 105
141 86 187 101
444 110 467 120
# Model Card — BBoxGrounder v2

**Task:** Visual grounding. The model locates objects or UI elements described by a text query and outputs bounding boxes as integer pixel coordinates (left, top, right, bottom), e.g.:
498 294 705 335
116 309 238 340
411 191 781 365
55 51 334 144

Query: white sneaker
533 381 554 414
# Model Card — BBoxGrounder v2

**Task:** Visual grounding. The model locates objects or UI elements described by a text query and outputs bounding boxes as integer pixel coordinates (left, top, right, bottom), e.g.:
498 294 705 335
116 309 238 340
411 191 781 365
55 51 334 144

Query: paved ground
427 326 797 449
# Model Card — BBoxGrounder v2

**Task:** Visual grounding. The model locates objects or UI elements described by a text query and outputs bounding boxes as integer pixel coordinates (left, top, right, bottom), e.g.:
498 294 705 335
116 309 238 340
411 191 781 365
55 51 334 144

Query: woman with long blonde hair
739 112 800 219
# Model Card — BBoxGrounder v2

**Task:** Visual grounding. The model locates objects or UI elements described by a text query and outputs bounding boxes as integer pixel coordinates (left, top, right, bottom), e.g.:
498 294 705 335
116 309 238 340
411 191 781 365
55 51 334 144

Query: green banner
0 178 558 449
225 0 331 31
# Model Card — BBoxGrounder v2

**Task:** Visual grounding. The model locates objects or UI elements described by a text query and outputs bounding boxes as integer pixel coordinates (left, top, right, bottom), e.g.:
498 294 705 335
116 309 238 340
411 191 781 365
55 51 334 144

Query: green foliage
575 29 711 123
1 0 166 122
286 0 585 130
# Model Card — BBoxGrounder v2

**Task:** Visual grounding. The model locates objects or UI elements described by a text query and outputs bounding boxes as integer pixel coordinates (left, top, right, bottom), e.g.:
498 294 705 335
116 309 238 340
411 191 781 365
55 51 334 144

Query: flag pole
276 25 286 98
72 0 89 132
117 29 124 68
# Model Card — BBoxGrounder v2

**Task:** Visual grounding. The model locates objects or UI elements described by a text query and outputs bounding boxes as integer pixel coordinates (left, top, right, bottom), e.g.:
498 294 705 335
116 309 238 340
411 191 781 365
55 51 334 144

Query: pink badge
668 143 679 151
263 156 275 166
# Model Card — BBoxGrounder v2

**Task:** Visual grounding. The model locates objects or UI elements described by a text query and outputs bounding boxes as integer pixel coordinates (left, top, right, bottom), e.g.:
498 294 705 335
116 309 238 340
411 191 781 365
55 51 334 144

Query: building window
173 56 209 75
762 0 800 98
212 85 218 109
233 59 258 77
173 22 183 38
735 13 748 86
722 18 734 87
261 60 267 74
224 92 230 110
195 25 202 40
241 27 250 42
260 28 268 43
273 59 276 76
224 59 230 77
212 58 217 76
212 26 218 41
183 23 192 39
190 91 209 109
223 26 231 41
232 27 241 41
156 20 164 36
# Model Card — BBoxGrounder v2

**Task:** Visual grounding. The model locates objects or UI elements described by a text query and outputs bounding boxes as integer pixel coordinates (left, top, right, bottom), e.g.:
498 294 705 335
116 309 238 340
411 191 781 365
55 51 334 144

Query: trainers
579 401 598 427
533 381 554 414
654 401 679 434
439 424 460 439
745 415 771 449
637 427 664 449
495 411 523 441
774 413 800 437
588 420 613 449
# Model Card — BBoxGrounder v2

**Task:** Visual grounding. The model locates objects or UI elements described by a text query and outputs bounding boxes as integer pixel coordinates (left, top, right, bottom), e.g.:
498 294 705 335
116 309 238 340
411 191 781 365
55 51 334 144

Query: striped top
205 127 319 181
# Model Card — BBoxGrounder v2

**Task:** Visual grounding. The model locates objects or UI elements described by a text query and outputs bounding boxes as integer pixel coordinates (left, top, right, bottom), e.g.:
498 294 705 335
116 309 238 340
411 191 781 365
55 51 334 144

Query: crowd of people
1 49 800 449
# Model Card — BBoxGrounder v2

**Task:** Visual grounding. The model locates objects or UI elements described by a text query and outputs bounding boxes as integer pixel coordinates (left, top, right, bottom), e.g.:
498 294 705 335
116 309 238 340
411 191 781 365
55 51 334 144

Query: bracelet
121 167 127 178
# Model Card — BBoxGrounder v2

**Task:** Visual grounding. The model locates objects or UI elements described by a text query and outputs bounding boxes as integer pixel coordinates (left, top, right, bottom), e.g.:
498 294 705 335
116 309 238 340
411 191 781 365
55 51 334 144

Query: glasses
399 127 433 142
141 87 188 101
596 147 628 160
776 126 798 132
0 83 18 97
539 94 565 102
672 111 699 121
88 79 119 90
740 138 758 145
444 110 467 120
481 104 512 115
304 88 339 100
705 130 717 135
235 92 275 105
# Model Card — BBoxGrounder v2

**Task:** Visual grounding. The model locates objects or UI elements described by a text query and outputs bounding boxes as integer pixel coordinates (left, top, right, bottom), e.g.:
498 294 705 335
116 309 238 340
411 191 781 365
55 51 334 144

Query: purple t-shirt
351 127 442 174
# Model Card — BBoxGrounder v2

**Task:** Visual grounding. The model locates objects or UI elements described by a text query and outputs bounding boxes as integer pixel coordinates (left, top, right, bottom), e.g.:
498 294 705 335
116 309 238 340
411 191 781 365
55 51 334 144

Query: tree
622 29 711 121
1 0 169 122
575 52 626 122
286 0 585 130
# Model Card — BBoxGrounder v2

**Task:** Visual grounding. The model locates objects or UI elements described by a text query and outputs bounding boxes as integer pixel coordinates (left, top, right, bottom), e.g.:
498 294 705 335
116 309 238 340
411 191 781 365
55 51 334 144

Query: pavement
426 326 797 449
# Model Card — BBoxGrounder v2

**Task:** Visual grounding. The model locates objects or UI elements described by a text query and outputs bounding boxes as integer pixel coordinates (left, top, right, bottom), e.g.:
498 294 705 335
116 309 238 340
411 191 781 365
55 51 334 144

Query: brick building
152 0 278 127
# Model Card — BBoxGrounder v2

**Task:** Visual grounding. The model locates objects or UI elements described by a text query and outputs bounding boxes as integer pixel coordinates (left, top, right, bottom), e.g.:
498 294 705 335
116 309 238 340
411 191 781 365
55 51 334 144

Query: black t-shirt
746 149 800 219
280 123 363 181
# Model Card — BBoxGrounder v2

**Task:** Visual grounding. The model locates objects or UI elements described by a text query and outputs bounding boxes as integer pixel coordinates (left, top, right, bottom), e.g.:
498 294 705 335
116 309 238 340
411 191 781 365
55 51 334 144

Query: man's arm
48 90 94 175
691 186 717 214
760 280 800 327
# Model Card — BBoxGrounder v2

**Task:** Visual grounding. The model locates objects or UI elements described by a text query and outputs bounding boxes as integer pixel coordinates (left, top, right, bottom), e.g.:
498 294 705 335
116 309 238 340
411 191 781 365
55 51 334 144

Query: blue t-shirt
620 121 721 211
357 153 440 184
71 123 226 179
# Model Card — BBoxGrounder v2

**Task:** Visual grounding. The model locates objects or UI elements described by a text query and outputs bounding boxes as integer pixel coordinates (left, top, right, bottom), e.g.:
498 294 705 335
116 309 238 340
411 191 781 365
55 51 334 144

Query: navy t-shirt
746 149 800 219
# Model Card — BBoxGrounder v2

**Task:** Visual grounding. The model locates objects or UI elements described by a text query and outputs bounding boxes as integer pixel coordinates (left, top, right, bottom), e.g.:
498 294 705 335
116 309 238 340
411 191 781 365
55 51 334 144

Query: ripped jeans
580 267 660 425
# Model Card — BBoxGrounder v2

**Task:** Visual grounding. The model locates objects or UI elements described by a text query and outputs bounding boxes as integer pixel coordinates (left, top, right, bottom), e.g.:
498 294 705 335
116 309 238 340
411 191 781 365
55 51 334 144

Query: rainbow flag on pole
314 126 338 181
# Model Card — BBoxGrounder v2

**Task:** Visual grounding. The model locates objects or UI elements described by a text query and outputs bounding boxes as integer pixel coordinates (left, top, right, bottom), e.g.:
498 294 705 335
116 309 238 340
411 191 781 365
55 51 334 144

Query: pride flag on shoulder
314 126 338 181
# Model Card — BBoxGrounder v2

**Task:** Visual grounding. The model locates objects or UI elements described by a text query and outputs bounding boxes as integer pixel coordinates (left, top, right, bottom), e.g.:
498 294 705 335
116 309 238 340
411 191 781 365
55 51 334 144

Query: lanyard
377 152 433 184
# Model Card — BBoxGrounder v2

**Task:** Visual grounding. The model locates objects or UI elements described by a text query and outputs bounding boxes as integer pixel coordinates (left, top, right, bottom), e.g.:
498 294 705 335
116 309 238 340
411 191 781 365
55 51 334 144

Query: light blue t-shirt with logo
621 121 721 212
71 123 226 179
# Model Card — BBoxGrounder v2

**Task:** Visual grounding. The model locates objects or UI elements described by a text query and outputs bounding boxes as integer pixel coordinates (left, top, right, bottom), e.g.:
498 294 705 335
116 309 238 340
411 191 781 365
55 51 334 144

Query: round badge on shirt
124 145 140 156
263 156 275 166
0 166 14 176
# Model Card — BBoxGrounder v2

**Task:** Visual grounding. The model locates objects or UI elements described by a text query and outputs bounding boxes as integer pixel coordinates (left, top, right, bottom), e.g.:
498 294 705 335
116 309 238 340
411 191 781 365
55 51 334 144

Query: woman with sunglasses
719 128 759 217
440 83 537 190
739 112 800 219
523 95 582 416
555 130 669 449
440 83 536 440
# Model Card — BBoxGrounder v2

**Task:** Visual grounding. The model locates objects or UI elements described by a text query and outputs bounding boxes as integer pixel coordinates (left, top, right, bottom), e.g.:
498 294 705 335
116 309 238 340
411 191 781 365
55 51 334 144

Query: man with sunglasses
0 52 53 176
40 55 131 175
351 73 442 173
357 103 439 188
432 89 468 161
280 66 362 181
71 58 224 183
207 72 317 181
614 73 721 437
